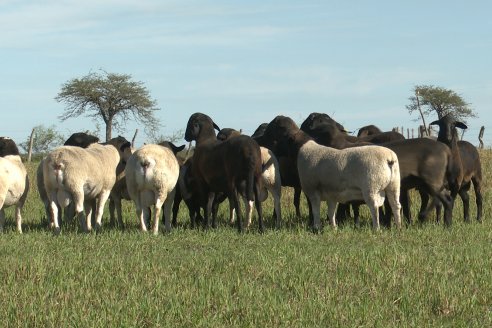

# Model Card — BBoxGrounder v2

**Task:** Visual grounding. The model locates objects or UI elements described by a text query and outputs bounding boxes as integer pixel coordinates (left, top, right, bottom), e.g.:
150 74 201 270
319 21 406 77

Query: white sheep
125 144 180 234
0 152 29 233
266 116 402 231
43 137 131 234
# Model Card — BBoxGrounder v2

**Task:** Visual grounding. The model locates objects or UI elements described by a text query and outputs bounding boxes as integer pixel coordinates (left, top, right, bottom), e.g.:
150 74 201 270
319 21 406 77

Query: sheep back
298 142 400 206
125 144 180 208
43 144 121 203
0 155 29 208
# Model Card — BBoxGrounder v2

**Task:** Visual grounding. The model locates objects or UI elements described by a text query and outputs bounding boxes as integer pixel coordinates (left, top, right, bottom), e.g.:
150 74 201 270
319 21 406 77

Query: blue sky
2 0 491 147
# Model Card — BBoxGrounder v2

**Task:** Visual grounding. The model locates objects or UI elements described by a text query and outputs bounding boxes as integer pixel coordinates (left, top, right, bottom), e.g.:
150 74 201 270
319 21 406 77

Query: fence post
27 128 35 162
479 126 484 149
131 129 138 148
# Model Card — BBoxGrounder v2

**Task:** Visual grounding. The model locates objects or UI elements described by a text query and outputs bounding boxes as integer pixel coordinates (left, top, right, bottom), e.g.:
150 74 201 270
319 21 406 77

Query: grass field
0 150 491 327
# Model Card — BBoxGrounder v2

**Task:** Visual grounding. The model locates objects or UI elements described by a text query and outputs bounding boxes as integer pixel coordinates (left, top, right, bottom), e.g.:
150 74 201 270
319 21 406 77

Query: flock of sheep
0 111 483 234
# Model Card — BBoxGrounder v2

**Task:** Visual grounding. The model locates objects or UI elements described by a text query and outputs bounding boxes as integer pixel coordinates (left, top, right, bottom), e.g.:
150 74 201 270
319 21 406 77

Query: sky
2 0 492 148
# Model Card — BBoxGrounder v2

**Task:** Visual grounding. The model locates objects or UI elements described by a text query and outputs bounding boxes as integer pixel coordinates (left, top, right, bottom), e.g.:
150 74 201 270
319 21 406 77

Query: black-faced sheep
429 114 483 222
216 128 282 229
263 116 402 231
184 113 264 232
0 137 29 233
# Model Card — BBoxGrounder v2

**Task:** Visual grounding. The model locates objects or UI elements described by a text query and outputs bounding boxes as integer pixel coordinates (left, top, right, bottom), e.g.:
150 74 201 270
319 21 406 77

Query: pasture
0 150 491 327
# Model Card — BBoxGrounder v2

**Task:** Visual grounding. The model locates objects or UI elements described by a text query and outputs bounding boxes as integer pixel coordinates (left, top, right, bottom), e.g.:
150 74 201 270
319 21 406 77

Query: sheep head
64 132 100 148
263 116 299 156
217 128 241 141
184 113 220 143
430 114 467 145
0 137 20 156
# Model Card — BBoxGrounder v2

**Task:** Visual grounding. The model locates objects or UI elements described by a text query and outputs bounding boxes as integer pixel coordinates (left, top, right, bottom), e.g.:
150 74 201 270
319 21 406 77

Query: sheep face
251 123 269 139
184 112 220 142
430 114 467 145
0 137 20 156
263 116 299 156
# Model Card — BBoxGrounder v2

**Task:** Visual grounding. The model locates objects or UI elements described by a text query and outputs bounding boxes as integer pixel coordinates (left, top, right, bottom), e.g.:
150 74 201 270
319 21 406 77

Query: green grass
1 150 491 327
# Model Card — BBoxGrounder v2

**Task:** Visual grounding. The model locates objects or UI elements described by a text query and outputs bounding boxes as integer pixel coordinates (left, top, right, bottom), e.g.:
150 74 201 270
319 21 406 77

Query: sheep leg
205 192 215 229
472 177 483 222
115 198 124 229
254 182 264 233
162 188 176 233
137 206 147 232
353 204 361 228
94 190 111 231
458 188 470 222
49 199 61 234
171 191 182 227
272 189 281 229
229 191 242 233
294 187 301 218
326 200 337 230
15 205 23 233
244 196 253 229
386 190 402 229
152 198 163 235
84 201 93 232
308 193 322 232
109 197 116 226
400 188 411 224
0 209 5 232
367 200 380 231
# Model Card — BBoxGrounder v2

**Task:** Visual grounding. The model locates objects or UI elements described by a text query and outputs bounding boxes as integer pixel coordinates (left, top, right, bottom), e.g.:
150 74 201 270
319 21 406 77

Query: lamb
125 143 180 234
429 114 483 222
216 128 282 229
0 137 29 233
43 136 131 234
263 116 402 231
184 113 264 232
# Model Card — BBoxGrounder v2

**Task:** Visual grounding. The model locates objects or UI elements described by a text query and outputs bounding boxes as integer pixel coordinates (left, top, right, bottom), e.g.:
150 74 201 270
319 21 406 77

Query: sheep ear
455 122 467 130
176 144 186 152
213 122 221 131
429 120 439 126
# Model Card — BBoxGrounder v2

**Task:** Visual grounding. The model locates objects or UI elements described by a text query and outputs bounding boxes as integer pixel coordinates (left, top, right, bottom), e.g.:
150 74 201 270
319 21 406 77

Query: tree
55 70 160 141
19 125 64 154
406 85 477 133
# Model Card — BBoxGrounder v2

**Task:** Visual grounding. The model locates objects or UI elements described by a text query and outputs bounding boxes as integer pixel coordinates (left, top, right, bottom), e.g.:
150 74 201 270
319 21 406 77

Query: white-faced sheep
125 144 180 234
43 136 131 234
263 116 402 231
0 137 29 233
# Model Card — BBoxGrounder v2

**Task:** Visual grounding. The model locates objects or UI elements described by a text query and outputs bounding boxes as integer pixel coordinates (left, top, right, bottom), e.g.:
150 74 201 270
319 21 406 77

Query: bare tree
55 70 160 141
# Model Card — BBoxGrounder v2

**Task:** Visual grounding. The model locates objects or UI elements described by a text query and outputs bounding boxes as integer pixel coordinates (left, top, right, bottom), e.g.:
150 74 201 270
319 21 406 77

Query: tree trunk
415 90 428 136
105 118 112 141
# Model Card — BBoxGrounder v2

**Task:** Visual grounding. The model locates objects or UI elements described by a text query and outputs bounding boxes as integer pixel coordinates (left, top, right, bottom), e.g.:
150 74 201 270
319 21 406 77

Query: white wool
298 141 402 230
125 144 180 234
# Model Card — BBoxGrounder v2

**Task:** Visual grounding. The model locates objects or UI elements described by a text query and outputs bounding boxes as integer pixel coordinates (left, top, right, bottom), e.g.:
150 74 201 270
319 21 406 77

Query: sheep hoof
94 223 102 233
53 227 61 236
